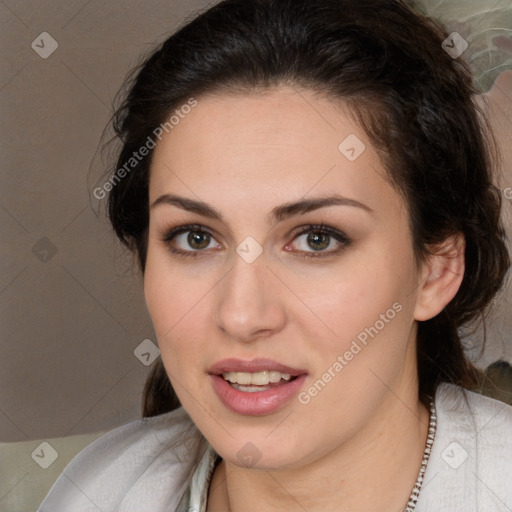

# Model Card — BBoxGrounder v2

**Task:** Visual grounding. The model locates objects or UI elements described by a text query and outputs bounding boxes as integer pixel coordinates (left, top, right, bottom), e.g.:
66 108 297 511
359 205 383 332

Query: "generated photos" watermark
298 301 403 404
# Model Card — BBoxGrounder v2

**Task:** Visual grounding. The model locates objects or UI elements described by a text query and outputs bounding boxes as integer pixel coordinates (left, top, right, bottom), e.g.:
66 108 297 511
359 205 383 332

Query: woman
39 0 512 510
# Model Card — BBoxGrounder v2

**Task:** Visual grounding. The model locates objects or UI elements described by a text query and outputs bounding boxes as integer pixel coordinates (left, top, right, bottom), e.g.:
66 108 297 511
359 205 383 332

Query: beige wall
0 0 213 443
1 0 511 448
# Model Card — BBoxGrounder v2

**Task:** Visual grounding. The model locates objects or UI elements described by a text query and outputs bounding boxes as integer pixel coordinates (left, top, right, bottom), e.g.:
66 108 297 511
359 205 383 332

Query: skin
144 86 465 512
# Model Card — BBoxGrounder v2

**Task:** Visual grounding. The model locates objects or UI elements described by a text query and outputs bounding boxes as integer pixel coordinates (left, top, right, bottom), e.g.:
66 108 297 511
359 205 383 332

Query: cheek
144 250 173 335
143 249 215 374
290 249 418 396
293 249 413 334
144 244 206 331
144 251 186 352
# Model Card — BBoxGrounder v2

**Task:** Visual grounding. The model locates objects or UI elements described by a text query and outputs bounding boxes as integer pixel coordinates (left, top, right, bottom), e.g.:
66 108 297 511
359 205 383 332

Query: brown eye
162 224 221 257
188 230 211 250
287 224 352 257
306 231 330 251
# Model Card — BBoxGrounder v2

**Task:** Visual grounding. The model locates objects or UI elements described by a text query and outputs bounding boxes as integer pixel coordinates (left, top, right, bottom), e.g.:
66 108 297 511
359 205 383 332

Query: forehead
148 86 399 216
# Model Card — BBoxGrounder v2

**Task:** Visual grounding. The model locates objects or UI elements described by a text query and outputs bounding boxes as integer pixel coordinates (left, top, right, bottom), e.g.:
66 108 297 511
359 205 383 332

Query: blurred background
0 1 511 510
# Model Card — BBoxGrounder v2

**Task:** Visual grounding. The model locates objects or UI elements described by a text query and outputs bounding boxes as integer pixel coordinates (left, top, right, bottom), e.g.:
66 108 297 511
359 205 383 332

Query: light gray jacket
37 383 512 512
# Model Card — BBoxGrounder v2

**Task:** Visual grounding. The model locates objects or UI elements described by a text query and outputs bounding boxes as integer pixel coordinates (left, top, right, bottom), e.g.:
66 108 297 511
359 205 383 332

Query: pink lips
209 358 308 416
209 358 306 376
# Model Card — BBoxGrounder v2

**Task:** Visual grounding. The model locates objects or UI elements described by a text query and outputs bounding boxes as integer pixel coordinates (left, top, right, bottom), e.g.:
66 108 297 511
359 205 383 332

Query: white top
37 383 512 512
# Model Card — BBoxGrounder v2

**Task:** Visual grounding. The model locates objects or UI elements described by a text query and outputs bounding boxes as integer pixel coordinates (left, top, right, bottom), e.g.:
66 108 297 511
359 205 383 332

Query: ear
414 233 465 322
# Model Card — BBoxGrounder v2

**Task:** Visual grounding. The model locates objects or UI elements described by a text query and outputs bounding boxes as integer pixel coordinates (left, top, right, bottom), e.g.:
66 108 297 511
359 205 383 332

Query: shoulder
37 407 207 512
417 383 512 512
436 382 512 448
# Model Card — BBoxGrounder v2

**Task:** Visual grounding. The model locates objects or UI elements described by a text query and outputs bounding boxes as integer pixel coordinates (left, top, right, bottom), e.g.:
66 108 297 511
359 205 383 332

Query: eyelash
160 223 352 259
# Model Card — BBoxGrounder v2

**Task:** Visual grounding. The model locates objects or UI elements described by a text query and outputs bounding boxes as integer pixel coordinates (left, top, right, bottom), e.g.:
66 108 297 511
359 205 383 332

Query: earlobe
414 234 465 322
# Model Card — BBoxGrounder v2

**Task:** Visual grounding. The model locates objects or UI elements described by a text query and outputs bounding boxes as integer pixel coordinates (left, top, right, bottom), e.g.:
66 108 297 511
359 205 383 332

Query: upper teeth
222 371 292 385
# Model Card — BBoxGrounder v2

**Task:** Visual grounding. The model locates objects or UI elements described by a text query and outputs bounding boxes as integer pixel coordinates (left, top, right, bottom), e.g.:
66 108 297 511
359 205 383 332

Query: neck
208 392 430 512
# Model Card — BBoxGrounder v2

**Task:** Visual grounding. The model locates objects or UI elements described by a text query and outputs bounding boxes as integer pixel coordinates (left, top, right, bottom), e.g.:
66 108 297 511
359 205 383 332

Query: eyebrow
150 193 373 224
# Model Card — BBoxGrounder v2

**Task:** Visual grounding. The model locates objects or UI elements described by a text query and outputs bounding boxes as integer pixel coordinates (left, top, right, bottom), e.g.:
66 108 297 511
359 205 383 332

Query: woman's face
145 86 426 469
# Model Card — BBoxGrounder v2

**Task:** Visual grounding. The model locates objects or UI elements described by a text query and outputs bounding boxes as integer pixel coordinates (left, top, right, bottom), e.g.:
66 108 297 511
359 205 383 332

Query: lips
208 358 308 416
208 358 307 376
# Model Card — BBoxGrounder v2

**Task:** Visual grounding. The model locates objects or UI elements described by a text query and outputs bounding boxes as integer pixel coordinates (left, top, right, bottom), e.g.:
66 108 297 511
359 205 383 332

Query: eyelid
288 223 350 242
161 223 214 243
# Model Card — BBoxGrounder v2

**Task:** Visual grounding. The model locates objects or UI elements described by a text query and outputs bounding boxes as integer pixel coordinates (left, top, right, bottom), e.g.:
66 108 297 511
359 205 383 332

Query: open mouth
209 360 308 415
208 358 307 413
222 371 299 392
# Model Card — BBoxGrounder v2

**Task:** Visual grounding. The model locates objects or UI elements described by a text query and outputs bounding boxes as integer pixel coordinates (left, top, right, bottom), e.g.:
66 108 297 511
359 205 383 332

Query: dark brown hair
105 0 510 416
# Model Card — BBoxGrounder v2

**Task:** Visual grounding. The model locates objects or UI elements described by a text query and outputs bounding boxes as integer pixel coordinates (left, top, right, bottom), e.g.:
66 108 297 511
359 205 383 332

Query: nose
214 253 287 343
